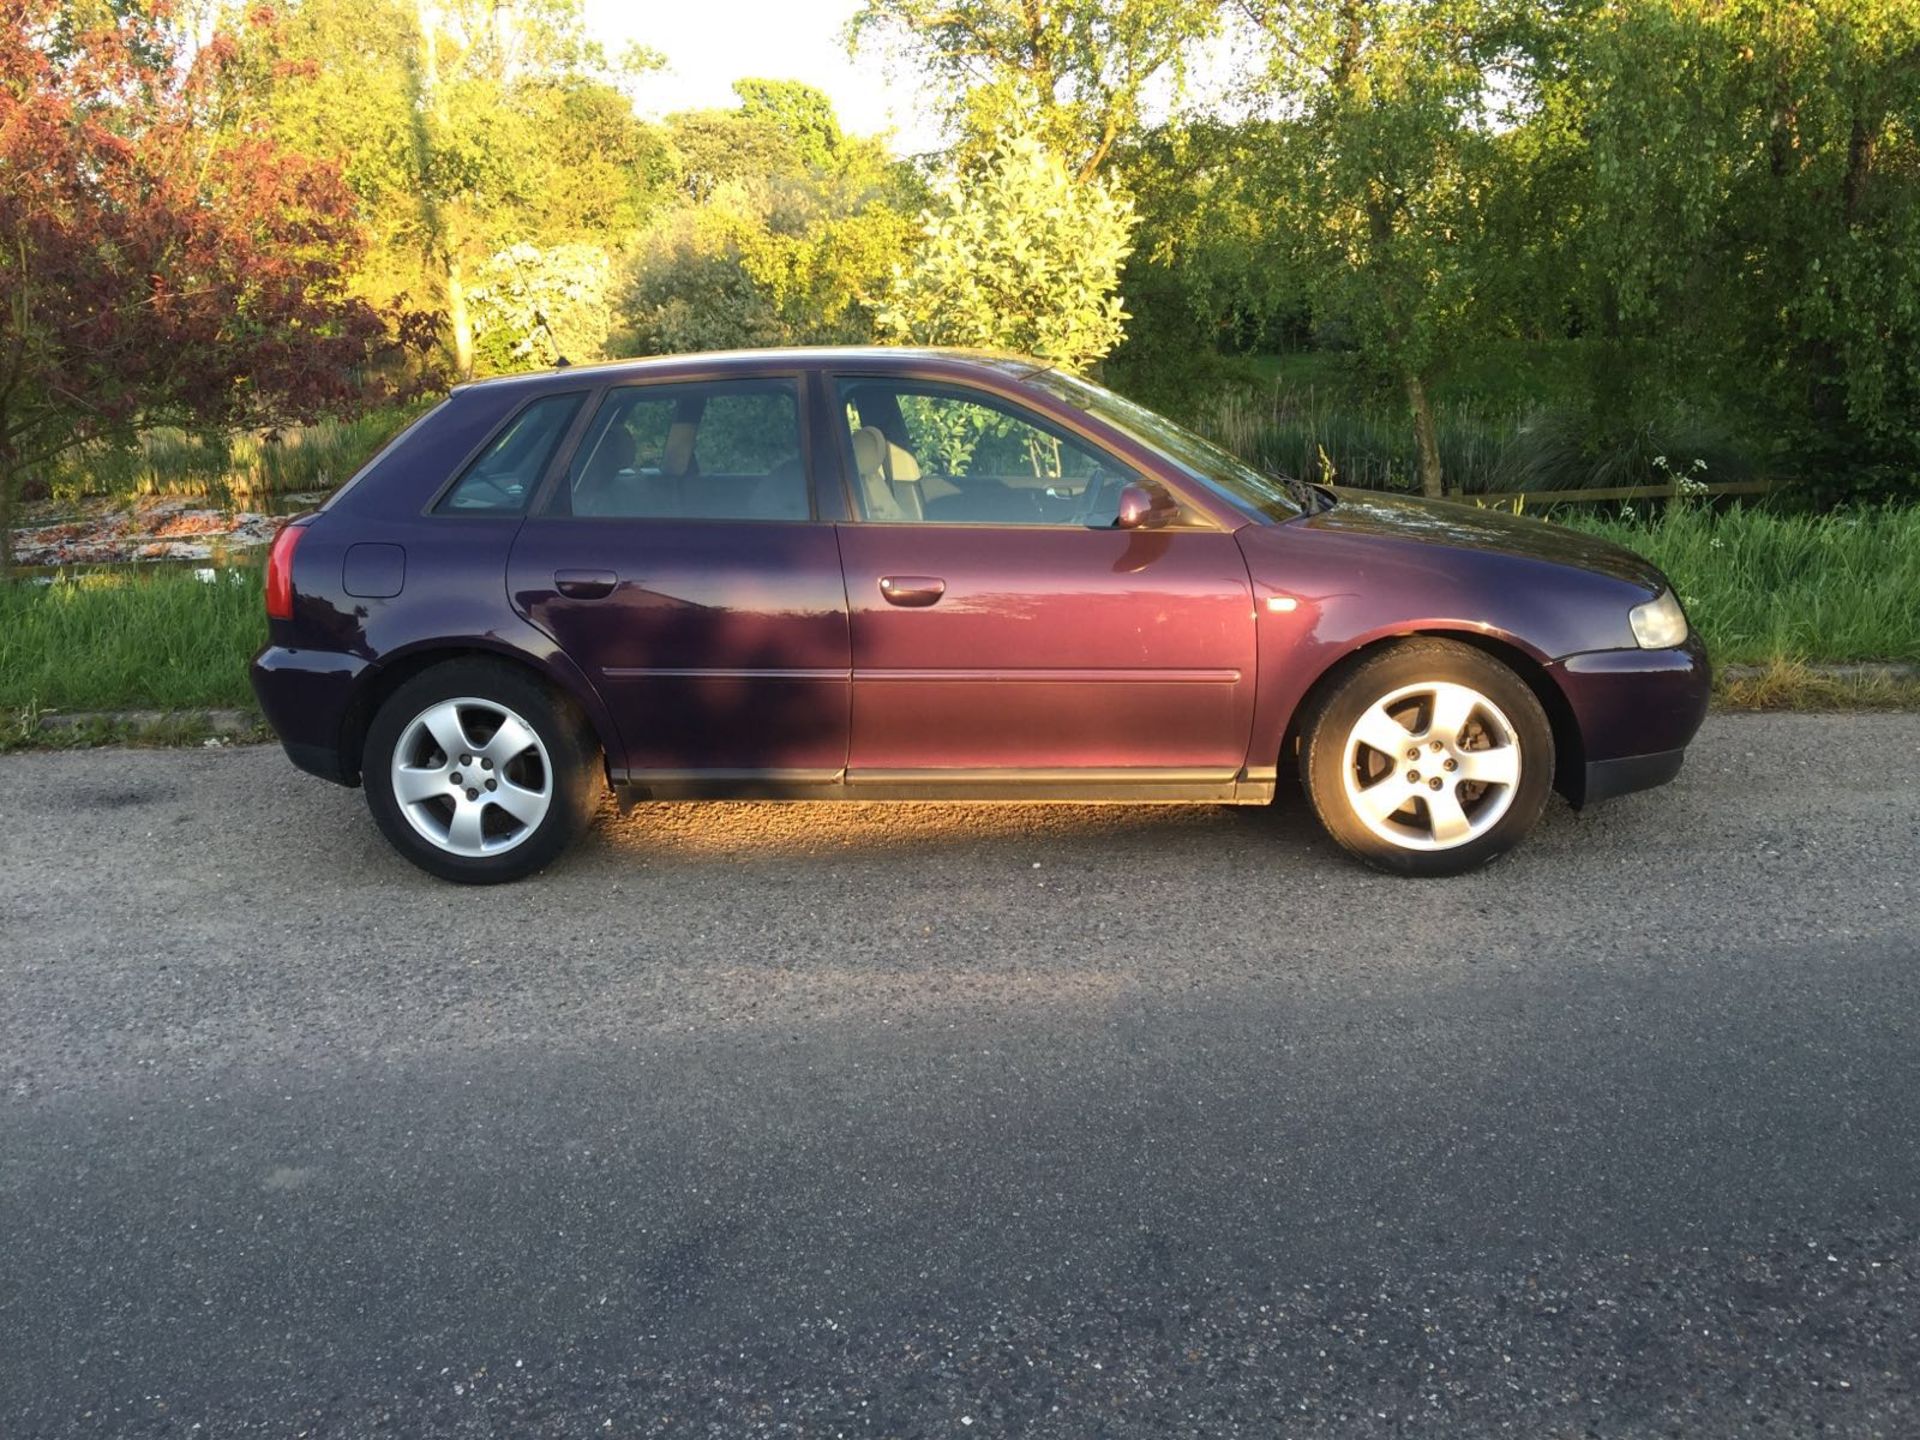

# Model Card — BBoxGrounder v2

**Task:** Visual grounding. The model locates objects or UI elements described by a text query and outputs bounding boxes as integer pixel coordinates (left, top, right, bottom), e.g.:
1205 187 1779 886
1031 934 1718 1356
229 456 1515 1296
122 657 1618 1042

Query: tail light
265 523 306 621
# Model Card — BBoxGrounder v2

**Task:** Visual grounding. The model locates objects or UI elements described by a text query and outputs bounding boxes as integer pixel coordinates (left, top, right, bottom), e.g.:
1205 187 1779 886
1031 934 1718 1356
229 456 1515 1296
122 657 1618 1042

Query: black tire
362 659 600 884
1299 639 1554 877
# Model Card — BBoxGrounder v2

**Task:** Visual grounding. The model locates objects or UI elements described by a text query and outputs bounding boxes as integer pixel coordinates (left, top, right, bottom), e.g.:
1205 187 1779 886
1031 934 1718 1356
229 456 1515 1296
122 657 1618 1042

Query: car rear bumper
250 644 367 787
1550 636 1711 807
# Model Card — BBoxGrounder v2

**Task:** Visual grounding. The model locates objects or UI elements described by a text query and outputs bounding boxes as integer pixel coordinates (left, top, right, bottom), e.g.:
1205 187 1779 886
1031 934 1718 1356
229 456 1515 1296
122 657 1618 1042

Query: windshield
1021 369 1306 521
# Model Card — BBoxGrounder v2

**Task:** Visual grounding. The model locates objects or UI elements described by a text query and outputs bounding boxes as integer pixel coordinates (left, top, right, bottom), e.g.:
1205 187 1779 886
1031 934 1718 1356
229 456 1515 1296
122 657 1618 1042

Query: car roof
448 346 1061 394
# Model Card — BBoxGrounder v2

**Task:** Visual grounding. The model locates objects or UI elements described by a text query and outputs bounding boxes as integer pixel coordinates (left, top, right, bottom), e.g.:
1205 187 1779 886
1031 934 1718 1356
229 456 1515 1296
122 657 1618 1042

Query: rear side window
554 378 809 521
435 392 584 515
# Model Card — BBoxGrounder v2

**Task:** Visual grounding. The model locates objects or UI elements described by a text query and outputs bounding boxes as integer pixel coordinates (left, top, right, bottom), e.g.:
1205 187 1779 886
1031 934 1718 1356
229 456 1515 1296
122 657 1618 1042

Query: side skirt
611 766 1279 806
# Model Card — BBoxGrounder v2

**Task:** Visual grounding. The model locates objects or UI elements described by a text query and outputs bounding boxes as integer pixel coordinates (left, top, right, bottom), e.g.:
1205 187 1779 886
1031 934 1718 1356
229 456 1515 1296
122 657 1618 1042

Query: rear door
829 375 1258 788
507 373 850 784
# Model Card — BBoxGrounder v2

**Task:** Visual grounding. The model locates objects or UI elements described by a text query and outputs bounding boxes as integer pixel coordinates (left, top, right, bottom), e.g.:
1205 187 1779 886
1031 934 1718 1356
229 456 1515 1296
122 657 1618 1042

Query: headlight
1629 589 1689 649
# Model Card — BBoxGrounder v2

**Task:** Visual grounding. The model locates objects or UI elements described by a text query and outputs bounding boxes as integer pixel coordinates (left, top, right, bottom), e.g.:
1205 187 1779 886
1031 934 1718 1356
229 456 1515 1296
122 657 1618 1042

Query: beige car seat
850 426 925 522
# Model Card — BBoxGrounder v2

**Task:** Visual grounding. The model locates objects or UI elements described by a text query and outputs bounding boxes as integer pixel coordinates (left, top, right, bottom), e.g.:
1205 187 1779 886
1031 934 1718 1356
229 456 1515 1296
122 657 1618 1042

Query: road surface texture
2 712 1917 1437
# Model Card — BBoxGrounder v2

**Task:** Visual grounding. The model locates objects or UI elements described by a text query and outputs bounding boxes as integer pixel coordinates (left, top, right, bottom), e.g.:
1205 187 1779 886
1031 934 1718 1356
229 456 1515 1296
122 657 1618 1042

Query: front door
508 375 850 785
829 376 1258 791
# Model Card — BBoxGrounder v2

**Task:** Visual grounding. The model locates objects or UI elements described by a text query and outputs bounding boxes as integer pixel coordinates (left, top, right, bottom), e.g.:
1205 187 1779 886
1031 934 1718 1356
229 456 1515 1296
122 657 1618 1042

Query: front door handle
555 568 618 600
878 575 946 608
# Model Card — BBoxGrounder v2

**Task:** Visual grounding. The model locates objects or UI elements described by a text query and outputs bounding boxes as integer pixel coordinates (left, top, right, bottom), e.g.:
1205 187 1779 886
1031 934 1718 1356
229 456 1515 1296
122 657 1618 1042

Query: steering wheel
1073 468 1125 528
448 471 522 510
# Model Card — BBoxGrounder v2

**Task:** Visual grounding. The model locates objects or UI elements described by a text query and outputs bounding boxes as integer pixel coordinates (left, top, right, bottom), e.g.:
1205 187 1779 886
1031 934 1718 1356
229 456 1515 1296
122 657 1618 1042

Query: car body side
252 350 1709 808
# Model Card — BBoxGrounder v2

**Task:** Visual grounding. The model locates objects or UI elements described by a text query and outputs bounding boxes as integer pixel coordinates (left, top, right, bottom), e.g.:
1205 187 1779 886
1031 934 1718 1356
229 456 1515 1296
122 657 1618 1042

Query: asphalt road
2 713 1918 1438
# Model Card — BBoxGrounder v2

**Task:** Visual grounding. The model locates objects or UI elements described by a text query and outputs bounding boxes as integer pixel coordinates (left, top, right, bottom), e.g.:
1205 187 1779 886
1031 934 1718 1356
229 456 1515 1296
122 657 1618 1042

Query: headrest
851 426 887 478
886 440 921 483
851 426 922 484
661 417 697 477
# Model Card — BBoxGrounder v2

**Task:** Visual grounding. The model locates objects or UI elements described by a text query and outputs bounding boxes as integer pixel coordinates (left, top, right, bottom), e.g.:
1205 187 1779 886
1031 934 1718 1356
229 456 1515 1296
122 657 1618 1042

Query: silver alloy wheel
1340 680 1522 852
389 697 553 858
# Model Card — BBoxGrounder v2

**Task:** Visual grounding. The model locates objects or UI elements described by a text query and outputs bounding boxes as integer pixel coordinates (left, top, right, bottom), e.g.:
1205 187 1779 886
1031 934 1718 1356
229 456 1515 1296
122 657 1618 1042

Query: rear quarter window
434 392 585 515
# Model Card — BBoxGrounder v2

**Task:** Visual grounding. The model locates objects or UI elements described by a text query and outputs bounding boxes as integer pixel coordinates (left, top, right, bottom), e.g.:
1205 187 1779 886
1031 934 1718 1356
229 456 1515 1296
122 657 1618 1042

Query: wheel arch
337 639 617 786
1280 628 1585 802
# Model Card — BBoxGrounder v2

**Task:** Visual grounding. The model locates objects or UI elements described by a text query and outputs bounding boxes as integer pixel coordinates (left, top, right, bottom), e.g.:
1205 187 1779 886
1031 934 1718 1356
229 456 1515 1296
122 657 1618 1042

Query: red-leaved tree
0 0 389 575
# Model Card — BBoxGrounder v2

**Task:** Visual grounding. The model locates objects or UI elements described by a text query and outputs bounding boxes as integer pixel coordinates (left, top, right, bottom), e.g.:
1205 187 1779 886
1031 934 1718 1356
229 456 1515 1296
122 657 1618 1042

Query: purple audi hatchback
253 348 1709 883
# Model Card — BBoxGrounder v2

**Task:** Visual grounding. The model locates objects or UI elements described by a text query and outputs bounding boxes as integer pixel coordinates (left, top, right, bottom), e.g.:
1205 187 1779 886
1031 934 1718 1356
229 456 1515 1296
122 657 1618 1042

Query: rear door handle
878 575 946 607
555 568 618 600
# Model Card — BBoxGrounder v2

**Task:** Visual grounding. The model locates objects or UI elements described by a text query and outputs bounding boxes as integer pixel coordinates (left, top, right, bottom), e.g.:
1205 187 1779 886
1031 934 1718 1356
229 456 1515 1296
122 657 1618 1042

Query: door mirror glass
1115 482 1174 530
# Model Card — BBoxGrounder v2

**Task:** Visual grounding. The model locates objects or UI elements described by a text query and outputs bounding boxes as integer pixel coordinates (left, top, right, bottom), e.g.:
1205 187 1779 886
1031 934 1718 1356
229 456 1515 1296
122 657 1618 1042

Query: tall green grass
1562 505 1920 665
1201 383 1754 496
0 570 264 710
1205 385 1518 492
34 403 430 503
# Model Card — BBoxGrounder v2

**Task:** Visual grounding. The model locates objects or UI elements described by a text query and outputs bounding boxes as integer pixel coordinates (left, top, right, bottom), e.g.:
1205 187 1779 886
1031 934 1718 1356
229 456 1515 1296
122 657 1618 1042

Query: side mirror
1115 482 1173 530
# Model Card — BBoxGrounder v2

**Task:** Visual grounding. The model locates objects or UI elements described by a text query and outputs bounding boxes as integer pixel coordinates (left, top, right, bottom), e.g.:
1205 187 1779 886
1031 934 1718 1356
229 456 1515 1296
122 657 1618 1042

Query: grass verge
0 707 268 754
1713 661 1920 712
0 569 264 712
1559 505 1920 666
0 506 1914 752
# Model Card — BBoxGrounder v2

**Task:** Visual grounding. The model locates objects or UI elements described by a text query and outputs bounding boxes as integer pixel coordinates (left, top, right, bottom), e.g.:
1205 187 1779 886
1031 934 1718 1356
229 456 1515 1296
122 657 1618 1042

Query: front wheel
363 659 600 884
1299 640 1555 877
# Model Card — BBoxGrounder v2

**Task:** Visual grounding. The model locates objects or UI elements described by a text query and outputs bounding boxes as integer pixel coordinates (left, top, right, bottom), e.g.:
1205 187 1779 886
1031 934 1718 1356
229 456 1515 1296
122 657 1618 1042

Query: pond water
10 492 327 576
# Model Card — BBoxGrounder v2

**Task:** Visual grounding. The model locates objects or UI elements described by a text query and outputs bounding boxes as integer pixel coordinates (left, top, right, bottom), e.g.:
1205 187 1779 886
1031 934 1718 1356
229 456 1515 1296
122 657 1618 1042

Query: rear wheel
1300 640 1554 877
363 660 599 883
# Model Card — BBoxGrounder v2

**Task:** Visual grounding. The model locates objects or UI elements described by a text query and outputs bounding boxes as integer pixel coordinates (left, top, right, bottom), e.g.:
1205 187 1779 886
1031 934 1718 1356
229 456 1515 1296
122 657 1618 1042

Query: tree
849 0 1218 179
224 0 669 376
0 2 386 576
1105 119 1311 414
468 243 615 371
1566 0 1920 498
733 78 846 170
878 132 1139 369
617 93 920 356
1239 0 1520 496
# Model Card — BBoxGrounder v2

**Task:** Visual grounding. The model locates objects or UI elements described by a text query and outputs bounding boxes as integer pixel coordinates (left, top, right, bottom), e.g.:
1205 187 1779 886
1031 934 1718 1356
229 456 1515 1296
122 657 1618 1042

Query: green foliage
733 78 845 169
1105 121 1307 413
1197 373 1758 498
0 570 265 711
469 243 614 372
1564 506 1920 665
0 0 388 574
878 133 1139 369
616 97 920 357
1236 0 1526 495
224 0 671 374
849 0 1217 178
1562 0 1920 499
35 406 431 502
8 0 1920 527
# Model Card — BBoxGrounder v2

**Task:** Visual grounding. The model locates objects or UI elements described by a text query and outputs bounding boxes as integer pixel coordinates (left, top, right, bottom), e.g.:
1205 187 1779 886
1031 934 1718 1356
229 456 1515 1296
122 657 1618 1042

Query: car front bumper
1550 635 1712 807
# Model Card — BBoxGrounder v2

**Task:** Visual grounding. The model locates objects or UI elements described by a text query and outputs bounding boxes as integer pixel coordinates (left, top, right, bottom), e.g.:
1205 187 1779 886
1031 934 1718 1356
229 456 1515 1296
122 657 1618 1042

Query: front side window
1021 368 1305 521
836 378 1142 527
556 378 808 521
435 391 583 514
